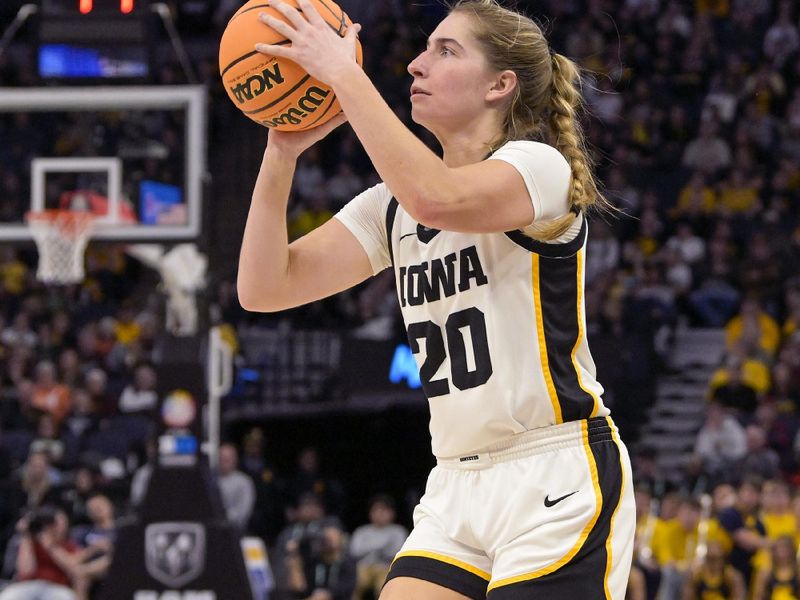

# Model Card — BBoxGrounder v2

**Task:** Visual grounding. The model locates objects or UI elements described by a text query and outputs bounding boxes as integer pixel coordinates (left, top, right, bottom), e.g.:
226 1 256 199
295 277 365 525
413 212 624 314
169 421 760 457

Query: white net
26 210 95 285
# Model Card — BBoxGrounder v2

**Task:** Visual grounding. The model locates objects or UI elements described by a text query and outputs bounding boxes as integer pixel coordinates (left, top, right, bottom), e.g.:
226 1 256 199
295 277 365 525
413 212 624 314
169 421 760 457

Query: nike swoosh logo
544 490 579 507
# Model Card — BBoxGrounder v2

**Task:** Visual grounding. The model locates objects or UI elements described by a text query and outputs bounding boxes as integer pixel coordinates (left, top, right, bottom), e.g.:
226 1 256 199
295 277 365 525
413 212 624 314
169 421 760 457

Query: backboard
0 85 206 241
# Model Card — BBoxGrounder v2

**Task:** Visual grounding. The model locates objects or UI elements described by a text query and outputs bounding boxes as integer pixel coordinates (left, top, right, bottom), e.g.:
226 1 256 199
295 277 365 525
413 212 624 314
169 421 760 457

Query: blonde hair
451 0 610 240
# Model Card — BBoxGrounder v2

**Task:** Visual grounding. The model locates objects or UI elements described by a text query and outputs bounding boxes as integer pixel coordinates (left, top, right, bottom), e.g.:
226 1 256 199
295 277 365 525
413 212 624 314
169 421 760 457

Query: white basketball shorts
386 416 636 599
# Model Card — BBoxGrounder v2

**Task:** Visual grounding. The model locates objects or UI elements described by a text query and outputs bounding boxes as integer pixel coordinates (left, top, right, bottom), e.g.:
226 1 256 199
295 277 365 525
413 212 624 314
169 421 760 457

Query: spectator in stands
691 402 747 483
116 363 158 415
83 368 111 418
241 428 285 545
760 479 796 545
653 497 702 600
717 167 762 217
681 120 732 175
754 401 798 474
14 451 61 515
710 357 760 414
62 388 99 441
763 1 799 69
664 222 705 268
56 467 99 528
633 484 661 599
111 304 140 347
272 493 343 600
216 443 255 533
711 482 737 514
689 222 739 327
735 425 781 481
56 349 81 389
1 312 37 354
717 477 769 590
682 539 745 600
28 414 72 469
67 494 115 597
673 172 716 224
287 447 346 518
285 525 356 600
752 535 799 600
29 360 71 427
0 507 79 600
712 340 772 397
70 494 115 552
349 494 407 600
738 235 784 307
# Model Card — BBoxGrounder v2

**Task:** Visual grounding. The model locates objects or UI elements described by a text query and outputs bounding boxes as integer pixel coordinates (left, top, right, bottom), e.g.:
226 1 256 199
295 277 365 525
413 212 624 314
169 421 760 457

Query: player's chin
408 106 432 128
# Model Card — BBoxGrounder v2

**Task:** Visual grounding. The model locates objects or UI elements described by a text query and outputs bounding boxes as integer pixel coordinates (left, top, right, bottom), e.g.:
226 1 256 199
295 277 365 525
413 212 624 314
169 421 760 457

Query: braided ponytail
522 53 600 240
452 1 613 241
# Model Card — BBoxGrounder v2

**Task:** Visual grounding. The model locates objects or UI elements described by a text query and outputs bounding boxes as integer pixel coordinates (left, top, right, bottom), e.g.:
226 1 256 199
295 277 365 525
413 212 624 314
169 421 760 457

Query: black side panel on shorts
387 555 489 600
488 426 622 599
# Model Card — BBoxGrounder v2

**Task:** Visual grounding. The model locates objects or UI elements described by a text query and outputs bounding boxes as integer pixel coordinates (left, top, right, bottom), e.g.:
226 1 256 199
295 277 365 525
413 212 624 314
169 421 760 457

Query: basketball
219 0 363 131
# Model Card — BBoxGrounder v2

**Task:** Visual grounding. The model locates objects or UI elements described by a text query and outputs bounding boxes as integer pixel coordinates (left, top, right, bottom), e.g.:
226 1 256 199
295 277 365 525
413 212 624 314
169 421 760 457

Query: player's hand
255 0 361 86
266 111 348 160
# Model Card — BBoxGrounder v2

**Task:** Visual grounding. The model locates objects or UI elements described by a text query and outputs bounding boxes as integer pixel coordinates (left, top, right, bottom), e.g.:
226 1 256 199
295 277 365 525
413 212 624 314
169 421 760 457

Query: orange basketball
219 0 363 131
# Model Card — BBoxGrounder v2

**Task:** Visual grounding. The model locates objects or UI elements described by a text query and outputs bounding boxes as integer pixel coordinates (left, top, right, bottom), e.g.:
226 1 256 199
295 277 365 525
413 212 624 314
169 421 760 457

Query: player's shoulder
353 181 394 205
492 140 568 164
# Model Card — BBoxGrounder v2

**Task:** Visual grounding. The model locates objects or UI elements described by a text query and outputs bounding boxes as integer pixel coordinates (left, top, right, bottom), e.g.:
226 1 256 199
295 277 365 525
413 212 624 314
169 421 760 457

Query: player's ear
486 70 517 105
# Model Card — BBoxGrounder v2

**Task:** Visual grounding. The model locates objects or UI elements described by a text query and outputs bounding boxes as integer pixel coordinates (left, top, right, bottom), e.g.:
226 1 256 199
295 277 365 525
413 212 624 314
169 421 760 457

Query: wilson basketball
219 0 363 131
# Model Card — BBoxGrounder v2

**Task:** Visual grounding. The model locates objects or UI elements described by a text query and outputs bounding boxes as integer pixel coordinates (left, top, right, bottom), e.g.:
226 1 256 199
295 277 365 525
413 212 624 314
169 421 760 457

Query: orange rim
25 210 95 237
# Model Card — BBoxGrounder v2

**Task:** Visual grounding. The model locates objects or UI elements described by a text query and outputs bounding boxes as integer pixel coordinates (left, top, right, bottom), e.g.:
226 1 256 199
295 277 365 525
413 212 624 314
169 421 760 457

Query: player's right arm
237 116 374 313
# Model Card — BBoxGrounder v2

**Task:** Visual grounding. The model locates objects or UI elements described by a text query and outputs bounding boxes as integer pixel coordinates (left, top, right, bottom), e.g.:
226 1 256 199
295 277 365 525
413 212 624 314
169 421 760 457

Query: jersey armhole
504 217 587 258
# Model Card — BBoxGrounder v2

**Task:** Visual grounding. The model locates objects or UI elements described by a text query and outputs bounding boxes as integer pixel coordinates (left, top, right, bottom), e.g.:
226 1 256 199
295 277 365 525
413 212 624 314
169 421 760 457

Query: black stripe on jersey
537 252 595 422
488 419 622 599
505 217 587 258
387 555 488 600
386 197 399 266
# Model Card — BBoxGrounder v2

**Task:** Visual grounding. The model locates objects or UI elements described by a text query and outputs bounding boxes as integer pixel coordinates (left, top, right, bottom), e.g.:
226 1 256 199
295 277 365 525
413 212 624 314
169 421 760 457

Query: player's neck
435 118 502 167
440 137 496 167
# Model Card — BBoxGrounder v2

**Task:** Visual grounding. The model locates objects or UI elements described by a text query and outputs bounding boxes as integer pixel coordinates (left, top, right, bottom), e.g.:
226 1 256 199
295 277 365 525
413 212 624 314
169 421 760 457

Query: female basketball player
240 0 636 597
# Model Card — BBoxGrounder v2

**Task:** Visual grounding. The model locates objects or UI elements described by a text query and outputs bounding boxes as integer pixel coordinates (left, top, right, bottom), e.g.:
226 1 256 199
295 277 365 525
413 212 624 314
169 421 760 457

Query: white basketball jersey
335 143 609 457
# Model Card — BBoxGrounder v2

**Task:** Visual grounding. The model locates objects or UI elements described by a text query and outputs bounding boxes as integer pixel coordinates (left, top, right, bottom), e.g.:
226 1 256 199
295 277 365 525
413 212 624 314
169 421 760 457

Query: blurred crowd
0 0 800 598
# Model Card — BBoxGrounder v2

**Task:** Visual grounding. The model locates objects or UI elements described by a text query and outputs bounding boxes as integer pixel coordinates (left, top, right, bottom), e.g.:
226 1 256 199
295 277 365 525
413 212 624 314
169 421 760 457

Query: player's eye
440 47 454 56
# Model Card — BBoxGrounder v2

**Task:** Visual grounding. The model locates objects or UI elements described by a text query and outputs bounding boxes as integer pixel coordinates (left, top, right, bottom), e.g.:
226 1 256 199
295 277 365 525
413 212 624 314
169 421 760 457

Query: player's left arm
256 0 535 234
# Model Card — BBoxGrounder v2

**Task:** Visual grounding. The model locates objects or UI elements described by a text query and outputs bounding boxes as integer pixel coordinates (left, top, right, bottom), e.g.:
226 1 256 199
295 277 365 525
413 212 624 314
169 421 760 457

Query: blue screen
139 180 184 225
38 44 148 78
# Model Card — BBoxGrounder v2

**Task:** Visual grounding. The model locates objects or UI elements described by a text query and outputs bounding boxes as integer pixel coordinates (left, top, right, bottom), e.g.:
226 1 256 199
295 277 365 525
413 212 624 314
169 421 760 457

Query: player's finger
296 0 327 29
254 42 293 59
345 23 361 42
258 12 298 40
269 0 311 32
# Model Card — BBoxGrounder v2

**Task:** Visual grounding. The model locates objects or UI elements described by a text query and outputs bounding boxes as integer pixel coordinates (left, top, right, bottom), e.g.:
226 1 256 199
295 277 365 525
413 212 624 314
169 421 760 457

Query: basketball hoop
25 210 95 285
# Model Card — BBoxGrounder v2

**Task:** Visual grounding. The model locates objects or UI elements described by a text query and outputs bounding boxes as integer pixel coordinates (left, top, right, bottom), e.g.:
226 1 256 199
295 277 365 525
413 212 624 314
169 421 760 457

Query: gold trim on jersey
572 249 602 417
531 253 563 423
488 420 603 590
393 550 491 581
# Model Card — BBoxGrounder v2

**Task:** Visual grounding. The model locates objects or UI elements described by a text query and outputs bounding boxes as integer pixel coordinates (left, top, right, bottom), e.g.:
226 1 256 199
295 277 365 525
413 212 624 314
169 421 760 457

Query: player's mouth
410 86 431 98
